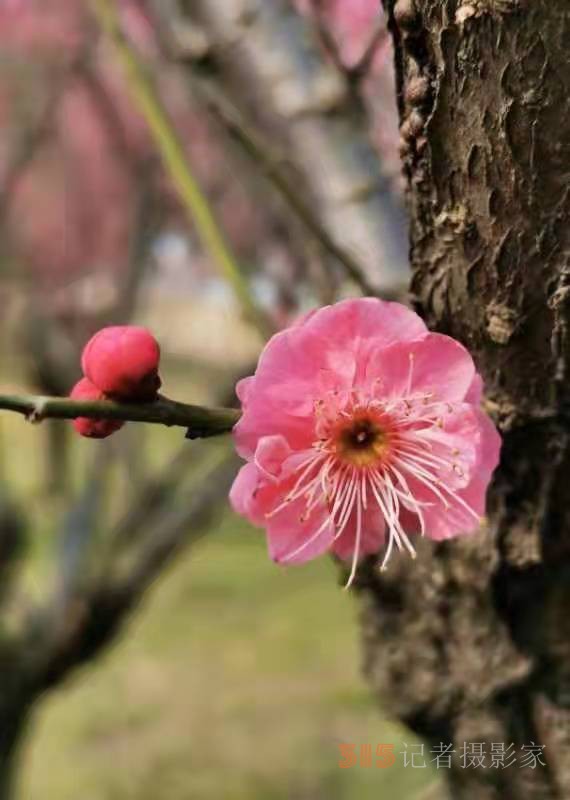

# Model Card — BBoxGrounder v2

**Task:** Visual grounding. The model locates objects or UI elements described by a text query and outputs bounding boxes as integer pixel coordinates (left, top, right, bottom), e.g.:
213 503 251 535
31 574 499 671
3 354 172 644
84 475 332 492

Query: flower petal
234 299 428 458
229 462 266 526
302 297 427 345
396 404 482 493
266 499 335 564
420 476 488 541
332 504 386 561
236 376 254 407
401 409 500 541
465 373 483 405
474 408 502 476
365 333 476 402
254 435 293 480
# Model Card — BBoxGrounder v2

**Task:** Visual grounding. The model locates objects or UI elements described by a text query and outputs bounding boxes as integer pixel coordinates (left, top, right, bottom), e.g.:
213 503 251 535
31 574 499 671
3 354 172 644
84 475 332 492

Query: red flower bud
70 377 124 439
81 326 161 401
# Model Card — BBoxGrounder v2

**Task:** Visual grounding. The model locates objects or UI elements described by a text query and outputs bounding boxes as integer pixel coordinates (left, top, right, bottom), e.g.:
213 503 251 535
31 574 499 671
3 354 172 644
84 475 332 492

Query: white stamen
266 384 479 583
345 474 364 589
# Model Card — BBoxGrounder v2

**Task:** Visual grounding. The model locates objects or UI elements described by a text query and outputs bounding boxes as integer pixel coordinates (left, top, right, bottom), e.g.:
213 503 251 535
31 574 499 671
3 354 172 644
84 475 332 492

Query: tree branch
0 394 240 438
24 448 239 695
183 0 409 293
190 77 408 299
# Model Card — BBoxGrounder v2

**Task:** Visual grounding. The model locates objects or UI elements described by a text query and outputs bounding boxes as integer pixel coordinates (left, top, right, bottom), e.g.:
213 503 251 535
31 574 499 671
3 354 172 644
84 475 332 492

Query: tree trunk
0 687 30 800
358 2 570 798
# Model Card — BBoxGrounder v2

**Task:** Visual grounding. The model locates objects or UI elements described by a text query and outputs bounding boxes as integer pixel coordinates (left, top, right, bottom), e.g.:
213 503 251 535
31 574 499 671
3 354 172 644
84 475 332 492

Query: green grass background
17 514 439 799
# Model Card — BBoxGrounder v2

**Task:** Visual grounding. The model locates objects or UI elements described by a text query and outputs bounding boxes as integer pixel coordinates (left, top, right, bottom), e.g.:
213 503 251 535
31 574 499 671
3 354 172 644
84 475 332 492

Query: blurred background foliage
0 1 440 797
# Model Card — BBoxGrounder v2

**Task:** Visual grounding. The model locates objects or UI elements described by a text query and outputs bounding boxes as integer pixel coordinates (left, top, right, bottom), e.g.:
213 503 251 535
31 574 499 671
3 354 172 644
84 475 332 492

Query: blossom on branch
82 325 161 402
70 325 161 438
70 377 124 439
230 298 501 586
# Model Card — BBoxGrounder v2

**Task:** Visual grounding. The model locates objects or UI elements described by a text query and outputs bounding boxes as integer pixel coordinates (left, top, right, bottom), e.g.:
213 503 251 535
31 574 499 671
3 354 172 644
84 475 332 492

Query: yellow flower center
334 416 390 467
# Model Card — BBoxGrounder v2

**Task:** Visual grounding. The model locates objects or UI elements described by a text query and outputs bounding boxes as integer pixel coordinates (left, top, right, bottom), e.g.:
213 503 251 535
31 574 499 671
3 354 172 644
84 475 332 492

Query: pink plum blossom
230 298 501 586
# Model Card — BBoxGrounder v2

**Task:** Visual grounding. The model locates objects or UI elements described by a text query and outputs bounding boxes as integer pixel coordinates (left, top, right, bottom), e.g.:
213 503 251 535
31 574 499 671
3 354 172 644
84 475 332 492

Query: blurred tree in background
0 2 411 799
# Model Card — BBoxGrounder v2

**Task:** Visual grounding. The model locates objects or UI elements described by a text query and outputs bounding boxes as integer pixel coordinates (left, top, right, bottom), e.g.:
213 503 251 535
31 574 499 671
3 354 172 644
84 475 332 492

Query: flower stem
90 0 272 339
0 394 240 438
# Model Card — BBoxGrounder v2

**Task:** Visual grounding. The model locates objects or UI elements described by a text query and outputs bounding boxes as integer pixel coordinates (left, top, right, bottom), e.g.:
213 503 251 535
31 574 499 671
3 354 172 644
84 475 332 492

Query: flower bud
70 377 124 439
81 326 161 401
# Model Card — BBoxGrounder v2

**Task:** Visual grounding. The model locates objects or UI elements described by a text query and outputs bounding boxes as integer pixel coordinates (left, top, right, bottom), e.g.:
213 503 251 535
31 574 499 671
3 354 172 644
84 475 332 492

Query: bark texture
357 2 570 798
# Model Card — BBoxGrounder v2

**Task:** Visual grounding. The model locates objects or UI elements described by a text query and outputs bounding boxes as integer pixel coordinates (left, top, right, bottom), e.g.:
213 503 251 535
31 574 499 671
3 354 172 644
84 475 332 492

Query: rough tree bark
356 2 570 798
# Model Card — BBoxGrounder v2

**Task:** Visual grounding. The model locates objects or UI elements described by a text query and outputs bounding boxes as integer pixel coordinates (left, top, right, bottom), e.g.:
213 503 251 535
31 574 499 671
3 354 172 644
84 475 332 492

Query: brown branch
310 0 389 83
190 77 395 298
9 368 249 709
25 449 239 694
173 0 409 292
0 393 240 438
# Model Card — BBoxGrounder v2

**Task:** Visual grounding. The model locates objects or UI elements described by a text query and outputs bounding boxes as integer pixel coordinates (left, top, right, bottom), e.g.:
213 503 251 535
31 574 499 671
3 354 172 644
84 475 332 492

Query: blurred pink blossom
294 0 382 67
0 1 264 287
0 0 155 60
0 0 85 59
7 74 136 281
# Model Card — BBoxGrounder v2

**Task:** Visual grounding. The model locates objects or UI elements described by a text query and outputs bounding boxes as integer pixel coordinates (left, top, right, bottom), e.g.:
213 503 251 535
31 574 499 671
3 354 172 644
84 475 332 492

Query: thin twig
350 27 390 82
90 0 273 339
0 393 240 437
310 0 388 83
24 449 239 695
